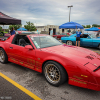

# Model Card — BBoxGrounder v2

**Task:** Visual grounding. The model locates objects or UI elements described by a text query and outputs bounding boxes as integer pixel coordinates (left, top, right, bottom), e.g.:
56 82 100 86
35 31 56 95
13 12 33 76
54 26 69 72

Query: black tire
0 48 8 64
43 61 67 86
98 44 100 49
66 41 73 45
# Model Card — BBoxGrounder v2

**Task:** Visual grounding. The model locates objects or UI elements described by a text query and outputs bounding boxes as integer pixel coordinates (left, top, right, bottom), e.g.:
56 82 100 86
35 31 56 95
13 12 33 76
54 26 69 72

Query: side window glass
12 35 32 47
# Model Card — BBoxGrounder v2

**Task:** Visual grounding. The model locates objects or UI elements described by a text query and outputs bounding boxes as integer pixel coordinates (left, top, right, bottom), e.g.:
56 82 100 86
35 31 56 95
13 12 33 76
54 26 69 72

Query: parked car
61 33 100 49
16 31 32 34
16 31 40 34
0 33 100 91
53 33 67 39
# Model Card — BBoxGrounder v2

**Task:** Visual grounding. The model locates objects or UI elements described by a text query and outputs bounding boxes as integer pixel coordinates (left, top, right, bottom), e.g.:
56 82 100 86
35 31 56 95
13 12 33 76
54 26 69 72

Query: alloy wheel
45 64 61 84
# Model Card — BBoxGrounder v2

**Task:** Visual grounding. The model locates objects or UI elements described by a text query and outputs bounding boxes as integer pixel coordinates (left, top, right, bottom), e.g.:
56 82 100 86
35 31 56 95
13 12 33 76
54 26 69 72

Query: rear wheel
0 48 8 64
43 61 67 86
66 41 73 45
98 44 100 49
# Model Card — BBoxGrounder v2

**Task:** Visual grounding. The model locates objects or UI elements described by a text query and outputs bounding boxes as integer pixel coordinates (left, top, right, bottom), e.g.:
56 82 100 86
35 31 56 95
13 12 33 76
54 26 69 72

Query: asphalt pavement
0 76 35 100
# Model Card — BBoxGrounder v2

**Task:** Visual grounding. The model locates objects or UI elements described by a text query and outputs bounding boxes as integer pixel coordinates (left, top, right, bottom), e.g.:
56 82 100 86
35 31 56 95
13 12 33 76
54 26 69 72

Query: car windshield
89 34 96 38
30 35 62 48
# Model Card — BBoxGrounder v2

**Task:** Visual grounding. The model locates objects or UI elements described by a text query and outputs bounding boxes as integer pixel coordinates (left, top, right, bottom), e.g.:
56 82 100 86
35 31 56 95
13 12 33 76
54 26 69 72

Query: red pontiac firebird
0 33 100 91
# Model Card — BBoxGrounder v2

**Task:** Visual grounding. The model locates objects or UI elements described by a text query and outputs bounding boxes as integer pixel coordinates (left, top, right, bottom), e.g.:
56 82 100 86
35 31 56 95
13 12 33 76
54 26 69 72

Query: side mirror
25 45 33 50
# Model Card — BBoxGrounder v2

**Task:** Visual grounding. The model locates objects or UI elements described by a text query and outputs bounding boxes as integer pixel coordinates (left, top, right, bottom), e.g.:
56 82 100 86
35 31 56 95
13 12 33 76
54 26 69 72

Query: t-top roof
0 12 21 25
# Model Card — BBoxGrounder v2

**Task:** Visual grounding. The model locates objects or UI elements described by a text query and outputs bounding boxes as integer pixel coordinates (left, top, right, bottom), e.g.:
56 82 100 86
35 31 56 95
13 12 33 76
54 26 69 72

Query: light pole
68 5 73 22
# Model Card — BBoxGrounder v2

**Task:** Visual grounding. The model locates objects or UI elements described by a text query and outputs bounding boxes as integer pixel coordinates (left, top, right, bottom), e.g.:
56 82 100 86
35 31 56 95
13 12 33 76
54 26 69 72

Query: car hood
41 44 100 65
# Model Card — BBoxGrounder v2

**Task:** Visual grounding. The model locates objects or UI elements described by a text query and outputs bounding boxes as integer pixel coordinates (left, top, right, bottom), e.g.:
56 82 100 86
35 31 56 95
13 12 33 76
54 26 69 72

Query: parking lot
0 47 100 100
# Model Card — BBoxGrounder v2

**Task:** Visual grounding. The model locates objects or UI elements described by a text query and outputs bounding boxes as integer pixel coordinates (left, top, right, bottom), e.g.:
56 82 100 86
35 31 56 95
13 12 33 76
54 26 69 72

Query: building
36 25 72 35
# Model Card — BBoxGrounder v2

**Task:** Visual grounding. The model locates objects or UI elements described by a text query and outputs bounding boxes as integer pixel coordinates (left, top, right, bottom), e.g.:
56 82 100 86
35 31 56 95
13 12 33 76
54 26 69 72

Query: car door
80 35 93 47
22 46 36 69
8 35 36 69
8 44 26 63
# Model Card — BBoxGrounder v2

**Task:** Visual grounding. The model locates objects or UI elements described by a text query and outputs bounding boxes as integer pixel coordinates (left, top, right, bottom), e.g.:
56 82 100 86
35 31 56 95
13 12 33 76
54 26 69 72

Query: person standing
10 27 16 35
96 30 100 37
36 29 40 34
76 28 82 47
50 28 53 36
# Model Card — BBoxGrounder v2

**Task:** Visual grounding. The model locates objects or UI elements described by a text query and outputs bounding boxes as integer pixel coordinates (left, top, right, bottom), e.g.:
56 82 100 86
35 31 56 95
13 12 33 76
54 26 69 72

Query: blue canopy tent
59 21 84 29
85 27 100 31
17 27 27 31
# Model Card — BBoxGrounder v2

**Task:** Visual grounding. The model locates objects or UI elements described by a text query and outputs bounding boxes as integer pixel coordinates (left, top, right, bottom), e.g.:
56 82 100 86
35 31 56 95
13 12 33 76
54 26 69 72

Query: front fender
43 55 67 67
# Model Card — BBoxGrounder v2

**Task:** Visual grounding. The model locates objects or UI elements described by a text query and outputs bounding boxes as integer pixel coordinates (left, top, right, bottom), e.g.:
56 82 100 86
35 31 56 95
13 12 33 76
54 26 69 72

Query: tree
92 24 100 27
82 25 85 28
0 26 2 31
24 21 36 31
85 25 91 28
9 24 22 30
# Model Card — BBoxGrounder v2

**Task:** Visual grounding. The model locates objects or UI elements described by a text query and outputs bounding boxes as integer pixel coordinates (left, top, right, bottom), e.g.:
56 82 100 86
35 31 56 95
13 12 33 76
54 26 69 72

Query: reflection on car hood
41 44 100 65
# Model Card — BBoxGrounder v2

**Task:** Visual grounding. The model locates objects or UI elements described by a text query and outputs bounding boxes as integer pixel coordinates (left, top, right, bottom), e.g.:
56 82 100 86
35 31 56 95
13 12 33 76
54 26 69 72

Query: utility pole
68 5 73 22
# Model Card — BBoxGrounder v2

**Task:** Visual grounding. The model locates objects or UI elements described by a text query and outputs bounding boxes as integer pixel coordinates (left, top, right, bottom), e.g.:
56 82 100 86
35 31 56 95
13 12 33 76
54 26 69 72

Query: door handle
10 47 13 49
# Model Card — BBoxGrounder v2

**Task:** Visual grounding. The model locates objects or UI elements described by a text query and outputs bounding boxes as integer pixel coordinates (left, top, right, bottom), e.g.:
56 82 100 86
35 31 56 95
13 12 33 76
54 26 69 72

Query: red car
0 33 100 91
16 31 31 34
53 33 66 39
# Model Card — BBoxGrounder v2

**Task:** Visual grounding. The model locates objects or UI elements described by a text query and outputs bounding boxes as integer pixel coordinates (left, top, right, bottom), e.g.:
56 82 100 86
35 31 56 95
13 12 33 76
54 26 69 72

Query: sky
0 0 100 27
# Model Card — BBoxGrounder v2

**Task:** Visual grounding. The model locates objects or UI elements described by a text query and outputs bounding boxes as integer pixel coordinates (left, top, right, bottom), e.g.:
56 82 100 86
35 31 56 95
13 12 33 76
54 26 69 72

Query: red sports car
0 33 100 91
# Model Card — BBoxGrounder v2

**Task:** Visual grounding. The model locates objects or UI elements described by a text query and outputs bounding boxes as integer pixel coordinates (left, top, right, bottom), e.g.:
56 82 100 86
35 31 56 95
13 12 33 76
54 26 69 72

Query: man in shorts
76 28 82 47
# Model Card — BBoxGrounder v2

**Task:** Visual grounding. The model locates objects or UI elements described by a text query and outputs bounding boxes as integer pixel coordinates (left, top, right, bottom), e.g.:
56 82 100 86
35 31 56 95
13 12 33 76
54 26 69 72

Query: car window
80 34 89 38
12 34 31 47
30 35 62 48
89 34 96 38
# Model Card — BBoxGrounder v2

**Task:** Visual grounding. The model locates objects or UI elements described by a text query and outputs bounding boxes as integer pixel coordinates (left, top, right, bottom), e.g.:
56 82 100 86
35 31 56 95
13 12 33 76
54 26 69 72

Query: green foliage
24 21 36 31
9 24 22 30
0 27 8 33
85 25 91 28
92 24 100 27
0 26 2 31
82 25 85 28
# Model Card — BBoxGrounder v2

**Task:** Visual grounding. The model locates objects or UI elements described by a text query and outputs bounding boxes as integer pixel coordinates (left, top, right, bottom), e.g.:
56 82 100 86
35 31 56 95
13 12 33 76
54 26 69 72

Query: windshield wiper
93 66 100 72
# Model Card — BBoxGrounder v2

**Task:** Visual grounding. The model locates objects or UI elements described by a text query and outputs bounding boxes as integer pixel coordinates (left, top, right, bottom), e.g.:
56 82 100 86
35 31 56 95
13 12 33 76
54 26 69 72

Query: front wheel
43 61 67 86
0 48 8 64
66 41 73 45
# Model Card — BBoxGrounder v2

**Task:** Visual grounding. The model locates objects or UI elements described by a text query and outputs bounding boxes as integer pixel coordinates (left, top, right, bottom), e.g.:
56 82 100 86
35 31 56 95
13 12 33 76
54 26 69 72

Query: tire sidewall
43 61 67 86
